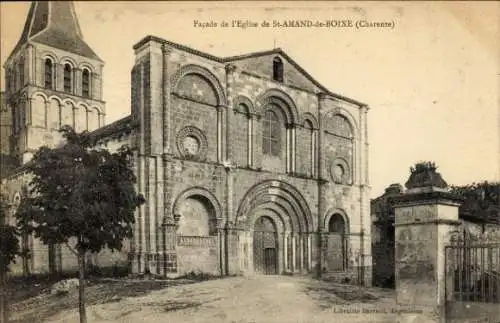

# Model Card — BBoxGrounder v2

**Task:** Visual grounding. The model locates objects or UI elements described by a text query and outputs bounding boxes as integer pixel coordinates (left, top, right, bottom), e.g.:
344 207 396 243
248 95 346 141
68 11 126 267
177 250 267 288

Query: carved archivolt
171 64 227 106
256 89 298 125
330 157 351 185
324 114 353 138
176 126 208 160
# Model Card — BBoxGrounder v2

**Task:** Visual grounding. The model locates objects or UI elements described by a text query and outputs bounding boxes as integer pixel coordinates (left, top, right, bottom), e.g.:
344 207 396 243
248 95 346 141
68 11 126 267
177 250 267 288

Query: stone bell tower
2 1 106 165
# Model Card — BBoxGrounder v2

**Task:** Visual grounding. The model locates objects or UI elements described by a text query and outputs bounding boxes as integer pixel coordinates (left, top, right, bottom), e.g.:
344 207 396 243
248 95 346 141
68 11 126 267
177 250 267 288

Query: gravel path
40 276 432 323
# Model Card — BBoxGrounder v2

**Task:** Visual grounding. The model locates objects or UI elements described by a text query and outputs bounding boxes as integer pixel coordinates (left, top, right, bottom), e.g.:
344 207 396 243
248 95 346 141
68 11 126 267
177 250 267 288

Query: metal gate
445 232 500 322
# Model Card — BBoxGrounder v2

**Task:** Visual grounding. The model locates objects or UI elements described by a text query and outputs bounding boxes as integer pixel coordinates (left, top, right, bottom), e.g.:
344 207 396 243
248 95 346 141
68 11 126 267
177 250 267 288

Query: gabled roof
5 1 102 65
1 116 137 181
133 35 367 107
88 115 137 143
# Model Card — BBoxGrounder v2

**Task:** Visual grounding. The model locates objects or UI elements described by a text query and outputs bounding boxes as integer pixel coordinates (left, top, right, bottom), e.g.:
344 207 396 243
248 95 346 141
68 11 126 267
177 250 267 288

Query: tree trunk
77 252 87 323
0 264 7 323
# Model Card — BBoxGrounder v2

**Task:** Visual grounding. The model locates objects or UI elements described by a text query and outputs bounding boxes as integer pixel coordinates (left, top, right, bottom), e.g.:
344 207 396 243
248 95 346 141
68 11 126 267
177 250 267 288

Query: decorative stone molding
405 162 448 190
300 112 319 130
161 44 172 56
176 126 208 160
330 158 351 185
225 64 237 73
256 89 299 125
170 64 227 106
173 213 181 226
233 95 255 116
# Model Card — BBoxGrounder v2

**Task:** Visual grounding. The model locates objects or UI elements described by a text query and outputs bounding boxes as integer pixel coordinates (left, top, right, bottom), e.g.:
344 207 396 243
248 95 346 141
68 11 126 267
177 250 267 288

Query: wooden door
326 234 345 271
253 216 278 275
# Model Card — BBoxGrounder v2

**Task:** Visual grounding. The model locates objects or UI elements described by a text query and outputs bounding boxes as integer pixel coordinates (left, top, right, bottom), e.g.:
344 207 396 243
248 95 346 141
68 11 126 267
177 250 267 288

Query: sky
1 1 499 198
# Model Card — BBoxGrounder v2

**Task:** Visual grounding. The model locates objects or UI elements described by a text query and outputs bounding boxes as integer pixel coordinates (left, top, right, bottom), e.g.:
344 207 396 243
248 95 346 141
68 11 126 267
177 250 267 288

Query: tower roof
6 1 102 64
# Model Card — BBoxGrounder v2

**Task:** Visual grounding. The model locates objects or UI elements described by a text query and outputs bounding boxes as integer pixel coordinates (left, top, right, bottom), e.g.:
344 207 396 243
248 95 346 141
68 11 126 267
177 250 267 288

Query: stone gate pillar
393 163 462 322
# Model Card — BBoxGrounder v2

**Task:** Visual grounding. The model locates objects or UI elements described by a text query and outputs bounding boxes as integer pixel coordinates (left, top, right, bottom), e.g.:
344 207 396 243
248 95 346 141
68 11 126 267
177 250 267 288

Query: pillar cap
392 190 464 206
405 162 448 190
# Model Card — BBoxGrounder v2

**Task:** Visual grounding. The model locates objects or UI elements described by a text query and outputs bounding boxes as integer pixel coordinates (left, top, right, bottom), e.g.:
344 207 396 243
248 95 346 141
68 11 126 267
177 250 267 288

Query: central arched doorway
236 180 314 276
253 216 278 275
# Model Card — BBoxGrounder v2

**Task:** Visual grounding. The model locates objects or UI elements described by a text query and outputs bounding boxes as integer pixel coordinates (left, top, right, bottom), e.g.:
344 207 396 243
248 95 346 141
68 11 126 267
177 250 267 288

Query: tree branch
65 242 78 256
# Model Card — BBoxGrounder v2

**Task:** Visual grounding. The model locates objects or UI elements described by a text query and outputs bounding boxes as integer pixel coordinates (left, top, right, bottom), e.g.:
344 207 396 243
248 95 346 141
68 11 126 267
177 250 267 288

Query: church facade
1 2 372 285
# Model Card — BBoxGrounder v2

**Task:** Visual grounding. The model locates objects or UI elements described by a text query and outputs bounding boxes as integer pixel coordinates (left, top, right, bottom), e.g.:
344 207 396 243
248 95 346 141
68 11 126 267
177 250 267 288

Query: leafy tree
16 126 144 323
450 181 500 225
0 194 20 323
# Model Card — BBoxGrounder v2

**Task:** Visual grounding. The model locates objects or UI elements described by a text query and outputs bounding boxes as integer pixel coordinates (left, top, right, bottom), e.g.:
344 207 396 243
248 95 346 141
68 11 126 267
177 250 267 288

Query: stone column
316 93 327 277
160 153 176 277
308 234 312 271
248 116 254 167
285 124 292 173
161 45 172 154
283 232 288 272
56 63 64 92
27 44 35 85
163 216 179 278
26 98 33 126
299 233 304 273
74 68 82 97
225 64 236 162
93 72 101 100
291 125 296 173
393 171 462 323
217 108 223 163
224 221 241 275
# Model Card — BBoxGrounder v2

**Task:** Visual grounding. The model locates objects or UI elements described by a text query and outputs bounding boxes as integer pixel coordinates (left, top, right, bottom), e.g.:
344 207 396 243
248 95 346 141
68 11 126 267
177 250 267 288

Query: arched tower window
44 59 53 89
6 69 12 92
13 64 18 91
82 69 90 97
19 59 25 87
63 64 72 93
273 57 283 82
304 120 316 177
262 110 281 156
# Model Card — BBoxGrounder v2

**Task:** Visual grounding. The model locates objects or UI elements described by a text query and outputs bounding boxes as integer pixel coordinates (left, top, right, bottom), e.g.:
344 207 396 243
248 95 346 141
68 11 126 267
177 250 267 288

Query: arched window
328 214 346 234
82 69 90 97
44 59 53 89
235 103 253 167
19 59 24 87
13 65 18 91
6 69 12 92
262 110 281 156
63 64 72 93
11 105 17 133
304 120 316 177
273 57 283 82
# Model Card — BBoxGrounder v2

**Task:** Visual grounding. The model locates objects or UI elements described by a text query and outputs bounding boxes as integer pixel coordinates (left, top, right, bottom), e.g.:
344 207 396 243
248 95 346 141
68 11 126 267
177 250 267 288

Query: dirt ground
9 275 437 323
